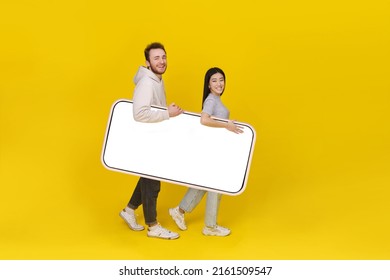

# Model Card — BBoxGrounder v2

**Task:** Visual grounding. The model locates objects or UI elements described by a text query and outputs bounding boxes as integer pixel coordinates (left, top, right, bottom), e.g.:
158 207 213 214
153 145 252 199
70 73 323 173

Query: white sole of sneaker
147 233 180 240
202 229 231 237
202 232 230 237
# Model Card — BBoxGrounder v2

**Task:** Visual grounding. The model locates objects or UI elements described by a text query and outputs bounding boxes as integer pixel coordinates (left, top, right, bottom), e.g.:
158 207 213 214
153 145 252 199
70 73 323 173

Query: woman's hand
226 120 244 134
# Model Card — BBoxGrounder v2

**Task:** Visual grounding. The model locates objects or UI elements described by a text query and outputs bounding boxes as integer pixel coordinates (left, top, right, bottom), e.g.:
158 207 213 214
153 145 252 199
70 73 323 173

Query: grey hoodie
132 66 169 122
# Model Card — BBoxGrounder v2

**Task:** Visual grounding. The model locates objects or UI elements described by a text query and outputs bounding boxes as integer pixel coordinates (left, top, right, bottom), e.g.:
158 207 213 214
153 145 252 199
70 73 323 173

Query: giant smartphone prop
101 100 256 195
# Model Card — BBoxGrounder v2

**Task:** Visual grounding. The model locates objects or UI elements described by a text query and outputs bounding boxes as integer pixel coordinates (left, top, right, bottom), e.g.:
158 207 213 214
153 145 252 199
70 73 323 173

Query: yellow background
1 0 389 260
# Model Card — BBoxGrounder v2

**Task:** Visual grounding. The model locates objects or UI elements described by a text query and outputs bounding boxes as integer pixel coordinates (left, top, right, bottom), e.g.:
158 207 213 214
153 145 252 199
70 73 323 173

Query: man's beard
150 64 166 75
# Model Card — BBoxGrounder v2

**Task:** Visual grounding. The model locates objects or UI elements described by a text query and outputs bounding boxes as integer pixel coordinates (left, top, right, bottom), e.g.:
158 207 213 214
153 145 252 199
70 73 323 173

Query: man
119 42 183 239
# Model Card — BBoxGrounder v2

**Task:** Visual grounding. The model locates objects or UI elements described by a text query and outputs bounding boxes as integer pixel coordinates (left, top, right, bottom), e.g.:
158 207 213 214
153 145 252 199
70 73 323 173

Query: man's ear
145 60 150 68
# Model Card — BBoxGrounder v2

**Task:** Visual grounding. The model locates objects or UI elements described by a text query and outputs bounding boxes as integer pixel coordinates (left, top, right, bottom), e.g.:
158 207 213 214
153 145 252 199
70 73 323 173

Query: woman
169 67 243 236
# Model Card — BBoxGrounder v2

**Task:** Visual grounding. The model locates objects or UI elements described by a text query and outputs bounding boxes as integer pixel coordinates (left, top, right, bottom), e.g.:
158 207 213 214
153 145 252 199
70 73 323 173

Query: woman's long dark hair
202 67 226 109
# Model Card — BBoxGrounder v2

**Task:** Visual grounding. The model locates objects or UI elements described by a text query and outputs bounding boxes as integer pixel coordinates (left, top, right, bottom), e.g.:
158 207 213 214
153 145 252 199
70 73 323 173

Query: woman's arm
200 112 243 134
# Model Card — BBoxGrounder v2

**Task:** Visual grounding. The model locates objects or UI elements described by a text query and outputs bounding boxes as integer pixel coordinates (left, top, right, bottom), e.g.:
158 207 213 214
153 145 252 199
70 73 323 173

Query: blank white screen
101 100 256 195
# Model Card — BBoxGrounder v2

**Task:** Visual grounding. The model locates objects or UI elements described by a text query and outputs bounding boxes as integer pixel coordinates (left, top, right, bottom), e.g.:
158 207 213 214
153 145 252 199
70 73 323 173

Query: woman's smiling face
208 72 225 95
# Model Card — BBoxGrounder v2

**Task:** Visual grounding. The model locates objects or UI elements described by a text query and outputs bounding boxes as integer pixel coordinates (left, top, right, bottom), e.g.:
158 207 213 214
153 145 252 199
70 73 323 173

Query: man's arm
132 80 169 123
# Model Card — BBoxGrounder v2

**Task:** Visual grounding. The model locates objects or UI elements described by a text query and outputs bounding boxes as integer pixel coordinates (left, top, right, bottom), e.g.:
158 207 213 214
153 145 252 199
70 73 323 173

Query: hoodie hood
133 66 161 85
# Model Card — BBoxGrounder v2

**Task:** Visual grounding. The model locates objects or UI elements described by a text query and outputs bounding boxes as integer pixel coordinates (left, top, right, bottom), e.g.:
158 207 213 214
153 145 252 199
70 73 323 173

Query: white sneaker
169 207 187 230
147 223 179 240
202 225 231 236
119 209 145 231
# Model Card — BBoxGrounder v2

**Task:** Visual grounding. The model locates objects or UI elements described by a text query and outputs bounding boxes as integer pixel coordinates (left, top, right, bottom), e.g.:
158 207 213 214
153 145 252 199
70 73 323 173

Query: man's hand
168 103 184 117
